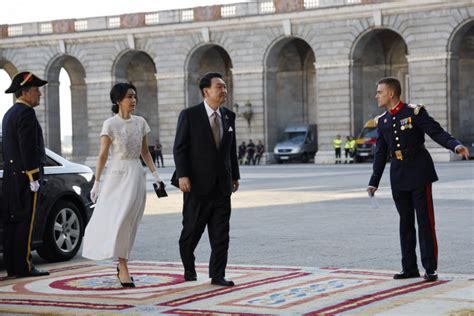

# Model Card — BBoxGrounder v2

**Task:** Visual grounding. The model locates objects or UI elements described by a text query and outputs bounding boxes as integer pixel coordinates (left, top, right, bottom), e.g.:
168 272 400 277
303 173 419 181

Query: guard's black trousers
392 183 438 273
3 192 37 277
179 188 231 278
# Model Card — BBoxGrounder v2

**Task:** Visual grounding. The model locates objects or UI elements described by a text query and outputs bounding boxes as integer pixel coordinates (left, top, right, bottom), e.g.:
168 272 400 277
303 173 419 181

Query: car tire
37 200 84 262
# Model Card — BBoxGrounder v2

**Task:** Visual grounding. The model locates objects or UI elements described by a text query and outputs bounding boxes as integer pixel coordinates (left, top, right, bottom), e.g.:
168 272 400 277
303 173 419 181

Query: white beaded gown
82 114 150 260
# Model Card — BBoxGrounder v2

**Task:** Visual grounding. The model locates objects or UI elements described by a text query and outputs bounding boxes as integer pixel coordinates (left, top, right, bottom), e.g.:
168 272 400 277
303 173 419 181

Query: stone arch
264 36 316 155
351 28 408 135
185 44 233 108
113 50 159 144
45 54 88 162
448 19 474 147
0 59 19 106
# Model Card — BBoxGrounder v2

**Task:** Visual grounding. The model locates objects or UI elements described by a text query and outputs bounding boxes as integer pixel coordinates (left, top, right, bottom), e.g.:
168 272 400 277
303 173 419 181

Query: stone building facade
0 0 473 164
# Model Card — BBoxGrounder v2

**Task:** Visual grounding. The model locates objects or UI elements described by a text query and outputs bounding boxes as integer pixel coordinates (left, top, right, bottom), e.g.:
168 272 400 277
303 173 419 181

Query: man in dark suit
1 72 50 278
367 77 469 282
173 72 240 286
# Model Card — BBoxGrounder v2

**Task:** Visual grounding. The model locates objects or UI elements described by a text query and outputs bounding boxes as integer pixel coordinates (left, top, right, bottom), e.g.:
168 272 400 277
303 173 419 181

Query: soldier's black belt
392 145 425 161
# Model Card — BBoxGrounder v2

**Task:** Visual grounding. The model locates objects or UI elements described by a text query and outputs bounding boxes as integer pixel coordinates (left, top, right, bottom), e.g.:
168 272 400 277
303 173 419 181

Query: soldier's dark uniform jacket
369 102 461 190
368 101 461 274
2 101 45 222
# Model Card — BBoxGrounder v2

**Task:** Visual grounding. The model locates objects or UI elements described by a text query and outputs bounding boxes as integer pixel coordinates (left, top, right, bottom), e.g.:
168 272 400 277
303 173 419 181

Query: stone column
155 71 186 168
407 52 458 162
84 75 114 167
232 66 266 159
314 59 351 164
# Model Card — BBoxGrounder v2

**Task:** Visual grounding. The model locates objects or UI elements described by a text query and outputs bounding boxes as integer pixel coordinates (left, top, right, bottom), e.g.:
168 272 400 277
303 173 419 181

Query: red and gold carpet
0 261 472 315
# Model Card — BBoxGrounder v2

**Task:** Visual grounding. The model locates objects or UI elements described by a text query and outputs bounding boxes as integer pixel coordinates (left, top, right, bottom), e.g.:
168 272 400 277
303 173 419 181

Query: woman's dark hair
110 82 137 113
199 72 223 97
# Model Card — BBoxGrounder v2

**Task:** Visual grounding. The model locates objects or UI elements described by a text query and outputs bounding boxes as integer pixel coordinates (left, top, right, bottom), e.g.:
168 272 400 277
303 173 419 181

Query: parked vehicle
355 119 377 163
0 139 95 262
273 124 318 163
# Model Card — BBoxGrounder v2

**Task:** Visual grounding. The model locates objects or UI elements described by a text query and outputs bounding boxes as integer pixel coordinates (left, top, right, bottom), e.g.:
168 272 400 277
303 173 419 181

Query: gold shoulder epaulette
374 111 386 125
408 103 426 115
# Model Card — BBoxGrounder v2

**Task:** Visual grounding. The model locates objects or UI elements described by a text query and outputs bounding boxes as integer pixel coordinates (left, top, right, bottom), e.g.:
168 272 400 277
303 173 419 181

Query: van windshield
360 127 378 138
281 132 306 143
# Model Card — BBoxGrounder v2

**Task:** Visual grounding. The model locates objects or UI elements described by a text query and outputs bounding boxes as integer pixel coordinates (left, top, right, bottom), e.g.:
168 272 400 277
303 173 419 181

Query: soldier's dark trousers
3 209 35 277
179 188 231 279
392 183 438 273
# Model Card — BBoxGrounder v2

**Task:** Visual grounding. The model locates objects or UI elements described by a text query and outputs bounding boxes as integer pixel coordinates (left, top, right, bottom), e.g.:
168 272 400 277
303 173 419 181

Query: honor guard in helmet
1 72 50 278
367 77 469 282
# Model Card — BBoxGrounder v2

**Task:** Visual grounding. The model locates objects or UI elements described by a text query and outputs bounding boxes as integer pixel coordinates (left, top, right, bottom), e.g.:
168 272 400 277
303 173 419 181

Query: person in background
238 141 247 165
344 136 352 164
255 140 265 165
333 135 342 164
246 139 256 165
154 140 164 168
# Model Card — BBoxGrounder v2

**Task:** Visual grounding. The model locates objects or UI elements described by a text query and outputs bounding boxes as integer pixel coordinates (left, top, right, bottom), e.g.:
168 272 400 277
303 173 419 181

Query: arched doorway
351 29 408 135
46 55 88 162
0 60 18 121
265 37 316 154
114 50 159 145
186 44 233 108
449 20 474 147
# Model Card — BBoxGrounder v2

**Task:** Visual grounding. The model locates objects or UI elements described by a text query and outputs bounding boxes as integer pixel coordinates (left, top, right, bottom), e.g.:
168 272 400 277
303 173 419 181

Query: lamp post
234 101 253 127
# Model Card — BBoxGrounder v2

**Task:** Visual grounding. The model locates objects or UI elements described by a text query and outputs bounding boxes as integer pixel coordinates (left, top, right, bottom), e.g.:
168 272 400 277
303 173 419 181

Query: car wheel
37 200 84 262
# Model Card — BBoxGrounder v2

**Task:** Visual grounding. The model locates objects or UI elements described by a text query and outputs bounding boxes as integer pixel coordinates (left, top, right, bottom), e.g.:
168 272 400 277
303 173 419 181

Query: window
221 5 236 18
7 25 23 37
304 0 319 8
260 1 275 14
74 20 88 31
108 17 120 28
145 13 160 25
181 9 194 22
40 23 53 34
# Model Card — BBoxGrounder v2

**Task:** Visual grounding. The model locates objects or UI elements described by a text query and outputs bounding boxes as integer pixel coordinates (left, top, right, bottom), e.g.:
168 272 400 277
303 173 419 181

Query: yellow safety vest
333 139 342 149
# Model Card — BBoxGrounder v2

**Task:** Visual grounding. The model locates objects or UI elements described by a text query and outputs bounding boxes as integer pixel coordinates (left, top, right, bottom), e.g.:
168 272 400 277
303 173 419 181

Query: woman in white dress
82 83 162 287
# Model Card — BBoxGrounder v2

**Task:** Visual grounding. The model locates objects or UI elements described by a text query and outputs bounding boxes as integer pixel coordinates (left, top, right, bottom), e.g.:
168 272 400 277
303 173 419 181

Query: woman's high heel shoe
116 265 135 288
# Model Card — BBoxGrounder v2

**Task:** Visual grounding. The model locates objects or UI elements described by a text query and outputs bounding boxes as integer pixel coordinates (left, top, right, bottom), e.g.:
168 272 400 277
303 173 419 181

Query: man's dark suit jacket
173 102 240 196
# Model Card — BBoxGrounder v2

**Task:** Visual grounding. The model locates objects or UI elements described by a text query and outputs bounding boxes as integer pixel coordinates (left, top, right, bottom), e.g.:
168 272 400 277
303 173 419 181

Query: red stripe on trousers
425 183 438 264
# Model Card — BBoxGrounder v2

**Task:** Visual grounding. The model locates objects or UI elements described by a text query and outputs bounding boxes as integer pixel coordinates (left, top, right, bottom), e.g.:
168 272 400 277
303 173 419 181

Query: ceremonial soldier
367 77 469 282
1 72 49 278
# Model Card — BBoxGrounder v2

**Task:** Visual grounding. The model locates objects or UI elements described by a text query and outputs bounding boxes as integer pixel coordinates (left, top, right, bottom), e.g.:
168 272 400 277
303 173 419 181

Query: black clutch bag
153 181 168 198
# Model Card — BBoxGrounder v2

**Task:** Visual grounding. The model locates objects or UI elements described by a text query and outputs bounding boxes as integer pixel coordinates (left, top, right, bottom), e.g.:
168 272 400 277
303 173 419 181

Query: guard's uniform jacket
368 101 461 273
1 101 45 275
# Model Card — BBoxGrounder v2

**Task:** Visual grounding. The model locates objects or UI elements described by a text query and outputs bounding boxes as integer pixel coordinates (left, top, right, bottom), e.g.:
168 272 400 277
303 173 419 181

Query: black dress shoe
211 277 234 286
423 271 438 282
16 267 50 278
184 270 197 281
393 270 420 279
117 265 135 288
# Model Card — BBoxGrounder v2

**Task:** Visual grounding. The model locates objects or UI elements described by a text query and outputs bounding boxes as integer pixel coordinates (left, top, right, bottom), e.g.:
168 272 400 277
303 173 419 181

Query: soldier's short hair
377 77 402 97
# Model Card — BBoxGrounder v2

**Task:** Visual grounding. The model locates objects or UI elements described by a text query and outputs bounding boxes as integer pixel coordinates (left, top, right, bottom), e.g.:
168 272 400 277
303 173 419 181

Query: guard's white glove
29 180 40 192
152 171 162 184
90 181 100 203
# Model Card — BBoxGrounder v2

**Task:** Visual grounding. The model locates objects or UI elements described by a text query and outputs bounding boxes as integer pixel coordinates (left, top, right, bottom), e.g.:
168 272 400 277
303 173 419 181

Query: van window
282 132 306 143
360 127 378 138
306 131 313 143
